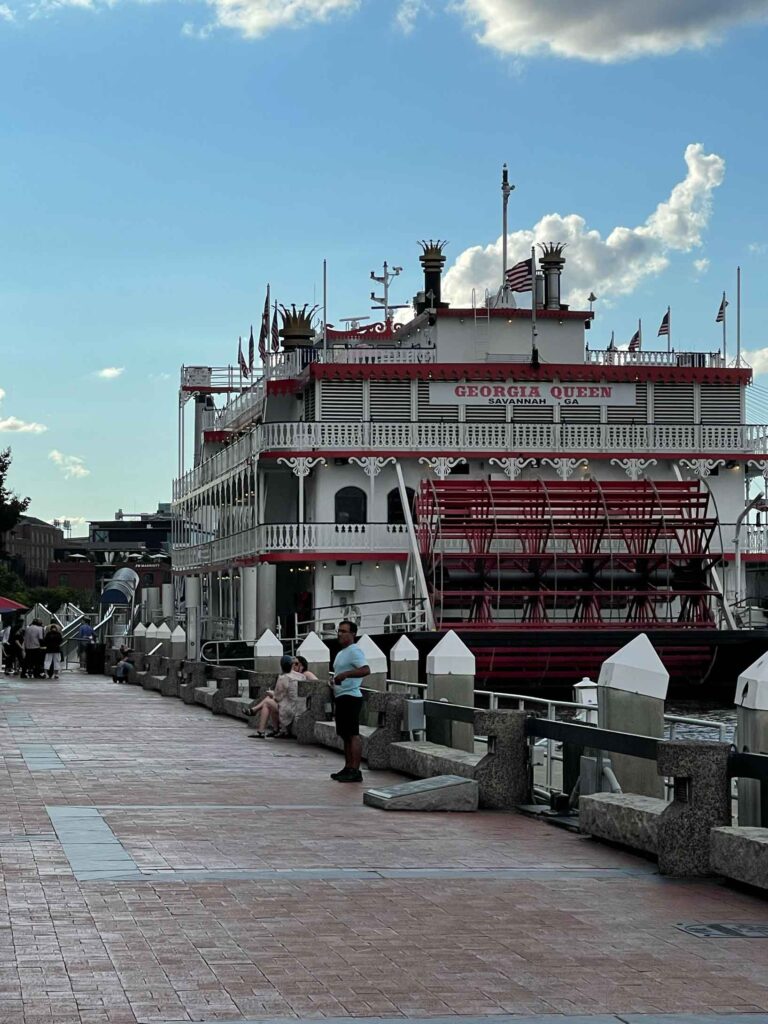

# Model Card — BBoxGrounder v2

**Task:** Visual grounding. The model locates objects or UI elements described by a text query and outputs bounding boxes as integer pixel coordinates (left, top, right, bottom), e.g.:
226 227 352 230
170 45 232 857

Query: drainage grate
677 921 768 938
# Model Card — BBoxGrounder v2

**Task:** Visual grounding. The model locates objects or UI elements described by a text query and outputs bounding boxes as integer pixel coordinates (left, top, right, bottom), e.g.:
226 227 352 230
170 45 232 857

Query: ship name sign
429 381 636 407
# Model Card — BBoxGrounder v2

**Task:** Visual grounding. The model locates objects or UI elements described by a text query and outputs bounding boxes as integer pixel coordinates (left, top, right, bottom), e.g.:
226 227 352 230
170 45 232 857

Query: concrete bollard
296 631 331 684
735 652 768 825
170 625 186 662
597 633 668 798
161 583 174 622
241 566 258 642
132 622 147 654
144 623 159 655
156 621 172 658
389 634 419 691
357 634 388 727
426 630 475 753
184 575 201 661
253 629 284 694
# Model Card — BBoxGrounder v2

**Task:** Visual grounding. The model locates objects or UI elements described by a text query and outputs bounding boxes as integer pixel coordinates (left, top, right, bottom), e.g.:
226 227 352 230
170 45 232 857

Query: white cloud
0 416 47 434
0 4 14 19
442 143 725 310
0 388 5 402
693 258 710 275
749 242 767 255
395 0 426 34
745 350 768 375
49 450 90 479
195 0 359 39
95 366 124 379
47 515 88 528
457 0 768 63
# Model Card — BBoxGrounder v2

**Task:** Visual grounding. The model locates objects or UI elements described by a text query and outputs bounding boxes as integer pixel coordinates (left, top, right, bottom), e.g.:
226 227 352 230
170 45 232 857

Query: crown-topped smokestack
538 242 567 311
278 304 318 350
415 239 449 315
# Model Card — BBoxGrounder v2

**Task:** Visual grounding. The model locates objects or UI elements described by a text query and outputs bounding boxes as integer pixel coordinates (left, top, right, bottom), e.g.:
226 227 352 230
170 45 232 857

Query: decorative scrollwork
276 456 326 478
610 458 658 481
489 457 536 480
418 457 467 480
348 457 396 478
541 458 589 481
678 458 725 478
748 459 768 482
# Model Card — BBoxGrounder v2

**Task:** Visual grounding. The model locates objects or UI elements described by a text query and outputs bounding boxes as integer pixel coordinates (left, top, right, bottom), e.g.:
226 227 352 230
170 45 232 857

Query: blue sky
1 0 767 534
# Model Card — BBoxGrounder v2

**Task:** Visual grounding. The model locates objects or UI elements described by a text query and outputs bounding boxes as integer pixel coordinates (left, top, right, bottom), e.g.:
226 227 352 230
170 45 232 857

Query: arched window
387 487 417 525
335 486 367 525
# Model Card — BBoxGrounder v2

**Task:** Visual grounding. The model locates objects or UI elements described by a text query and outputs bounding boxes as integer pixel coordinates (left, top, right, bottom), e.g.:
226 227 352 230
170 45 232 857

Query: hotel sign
429 381 636 408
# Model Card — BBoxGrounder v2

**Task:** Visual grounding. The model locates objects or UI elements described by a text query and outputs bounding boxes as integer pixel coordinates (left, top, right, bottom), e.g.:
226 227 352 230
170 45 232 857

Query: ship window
335 487 367 525
387 487 417 525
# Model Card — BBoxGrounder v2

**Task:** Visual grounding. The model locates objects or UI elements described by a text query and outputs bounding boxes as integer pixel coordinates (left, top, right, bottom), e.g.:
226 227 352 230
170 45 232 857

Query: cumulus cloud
395 0 426 34
49 450 90 479
745 350 768 375
457 0 768 63
0 4 14 19
693 258 710 275
95 366 124 379
749 242 767 255
0 416 47 434
192 0 359 39
442 143 725 310
47 515 88 528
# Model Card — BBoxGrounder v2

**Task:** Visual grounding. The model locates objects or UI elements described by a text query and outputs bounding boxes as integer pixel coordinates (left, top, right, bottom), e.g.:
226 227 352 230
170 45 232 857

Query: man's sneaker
330 767 350 780
335 768 363 783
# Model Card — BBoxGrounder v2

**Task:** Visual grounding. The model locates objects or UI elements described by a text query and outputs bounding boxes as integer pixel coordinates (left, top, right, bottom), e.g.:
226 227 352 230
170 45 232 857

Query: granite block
364 775 479 812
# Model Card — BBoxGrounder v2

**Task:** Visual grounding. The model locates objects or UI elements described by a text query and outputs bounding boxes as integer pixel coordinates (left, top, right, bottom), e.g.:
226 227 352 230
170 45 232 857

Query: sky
1 0 768 534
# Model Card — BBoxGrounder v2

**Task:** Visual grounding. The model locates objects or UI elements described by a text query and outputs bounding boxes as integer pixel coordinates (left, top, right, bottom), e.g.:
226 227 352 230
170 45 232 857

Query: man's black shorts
335 695 363 739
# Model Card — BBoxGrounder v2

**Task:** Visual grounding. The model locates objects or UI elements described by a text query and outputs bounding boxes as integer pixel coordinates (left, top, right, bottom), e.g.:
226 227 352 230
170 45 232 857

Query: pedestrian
23 619 46 679
11 624 26 677
330 620 370 783
294 655 318 680
245 654 304 738
76 621 95 669
43 623 63 679
113 650 136 683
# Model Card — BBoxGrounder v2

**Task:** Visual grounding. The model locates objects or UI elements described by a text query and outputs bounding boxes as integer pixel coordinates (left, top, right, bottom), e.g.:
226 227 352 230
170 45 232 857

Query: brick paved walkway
2 671 768 1024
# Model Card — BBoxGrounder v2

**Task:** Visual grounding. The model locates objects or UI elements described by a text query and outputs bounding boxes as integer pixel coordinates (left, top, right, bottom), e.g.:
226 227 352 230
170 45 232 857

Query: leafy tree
0 563 28 603
0 448 30 548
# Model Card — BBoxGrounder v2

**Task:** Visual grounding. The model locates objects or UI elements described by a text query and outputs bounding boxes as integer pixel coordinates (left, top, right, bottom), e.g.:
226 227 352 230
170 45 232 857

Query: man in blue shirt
331 620 370 783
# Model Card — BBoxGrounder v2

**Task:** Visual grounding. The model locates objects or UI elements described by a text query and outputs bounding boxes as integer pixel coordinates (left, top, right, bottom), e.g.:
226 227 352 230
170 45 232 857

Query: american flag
248 325 254 371
258 285 269 361
271 306 280 352
716 296 728 323
657 309 670 337
238 336 249 378
628 329 641 352
505 257 533 292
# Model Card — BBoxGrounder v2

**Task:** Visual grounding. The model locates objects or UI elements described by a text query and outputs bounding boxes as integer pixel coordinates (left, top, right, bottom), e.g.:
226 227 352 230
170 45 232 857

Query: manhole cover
678 922 768 937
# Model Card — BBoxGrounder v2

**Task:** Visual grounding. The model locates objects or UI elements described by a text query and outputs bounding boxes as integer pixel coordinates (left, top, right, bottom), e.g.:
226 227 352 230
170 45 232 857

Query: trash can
85 643 105 675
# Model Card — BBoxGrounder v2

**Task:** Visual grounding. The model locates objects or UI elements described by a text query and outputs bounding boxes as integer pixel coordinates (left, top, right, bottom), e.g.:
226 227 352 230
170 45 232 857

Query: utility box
332 575 356 592
402 699 425 732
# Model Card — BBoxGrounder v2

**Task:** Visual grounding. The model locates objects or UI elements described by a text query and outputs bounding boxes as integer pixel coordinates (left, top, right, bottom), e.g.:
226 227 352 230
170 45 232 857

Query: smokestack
416 240 449 315
278 304 318 350
538 243 567 311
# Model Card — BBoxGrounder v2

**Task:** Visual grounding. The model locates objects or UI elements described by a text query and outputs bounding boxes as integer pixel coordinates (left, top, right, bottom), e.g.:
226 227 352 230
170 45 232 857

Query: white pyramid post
145 623 159 655
170 625 186 662
426 630 475 753
597 633 669 798
132 622 147 655
735 652 768 825
296 631 331 683
156 621 172 658
356 635 387 692
389 634 419 690
254 628 284 683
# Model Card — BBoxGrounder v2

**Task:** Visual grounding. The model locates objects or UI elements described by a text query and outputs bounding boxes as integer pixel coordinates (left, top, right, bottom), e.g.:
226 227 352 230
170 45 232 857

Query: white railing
586 350 727 368
214 382 265 432
259 522 409 553
173 529 257 570
746 524 768 555
173 433 254 500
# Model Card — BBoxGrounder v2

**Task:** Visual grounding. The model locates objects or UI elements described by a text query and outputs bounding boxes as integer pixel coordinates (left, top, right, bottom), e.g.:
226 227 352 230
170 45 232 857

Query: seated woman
113 650 136 683
294 655 318 680
246 654 304 738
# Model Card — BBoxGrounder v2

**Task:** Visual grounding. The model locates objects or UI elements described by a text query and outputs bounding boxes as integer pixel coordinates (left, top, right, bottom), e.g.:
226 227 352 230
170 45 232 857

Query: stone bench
710 827 768 890
578 792 666 855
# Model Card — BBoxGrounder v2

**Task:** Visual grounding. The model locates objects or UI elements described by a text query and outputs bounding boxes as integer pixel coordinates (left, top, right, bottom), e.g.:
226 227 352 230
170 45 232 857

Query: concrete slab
364 774 479 811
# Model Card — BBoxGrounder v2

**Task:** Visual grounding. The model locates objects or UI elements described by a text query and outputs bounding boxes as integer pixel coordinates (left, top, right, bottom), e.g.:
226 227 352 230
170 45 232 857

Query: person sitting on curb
113 650 136 684
294 655 318 680
245 654 304 739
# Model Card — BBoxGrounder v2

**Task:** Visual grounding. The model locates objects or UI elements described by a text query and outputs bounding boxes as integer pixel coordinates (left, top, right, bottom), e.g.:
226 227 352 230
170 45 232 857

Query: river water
665 701 736 742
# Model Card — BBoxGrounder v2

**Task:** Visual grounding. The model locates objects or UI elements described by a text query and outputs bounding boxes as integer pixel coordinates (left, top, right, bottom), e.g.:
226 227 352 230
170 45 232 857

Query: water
665 701 735 742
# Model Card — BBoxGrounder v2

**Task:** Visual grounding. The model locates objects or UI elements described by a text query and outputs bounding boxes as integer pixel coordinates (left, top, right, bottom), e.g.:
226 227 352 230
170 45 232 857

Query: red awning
0 597 27 613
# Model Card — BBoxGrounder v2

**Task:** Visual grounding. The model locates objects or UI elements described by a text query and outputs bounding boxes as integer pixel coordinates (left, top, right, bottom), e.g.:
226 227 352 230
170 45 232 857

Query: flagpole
722 291 727 363
639 318 642 350
737 266 742 366
323 259 328 359
530 245 537 353
502 165 513 288
667 305 671 354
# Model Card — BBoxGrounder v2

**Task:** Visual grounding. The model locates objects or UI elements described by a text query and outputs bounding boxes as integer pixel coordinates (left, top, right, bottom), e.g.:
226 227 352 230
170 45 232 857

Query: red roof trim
203 430 233 443
309 362 751 386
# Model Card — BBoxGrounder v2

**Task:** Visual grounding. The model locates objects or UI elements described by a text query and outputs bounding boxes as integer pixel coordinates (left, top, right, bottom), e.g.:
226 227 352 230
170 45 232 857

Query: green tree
0 563 28 604
0 448 30 548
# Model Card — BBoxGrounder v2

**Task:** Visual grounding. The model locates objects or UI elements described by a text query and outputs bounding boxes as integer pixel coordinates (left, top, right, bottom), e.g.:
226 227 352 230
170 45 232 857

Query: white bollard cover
390 635 418 662
133 624 147 638
296 631 330 661
145 624 158 639
736 652 768 710
171 625 186 641
598 633 669 700
156 622 172 639
426 630 475 675
356 634 387 674
254 629 283 658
